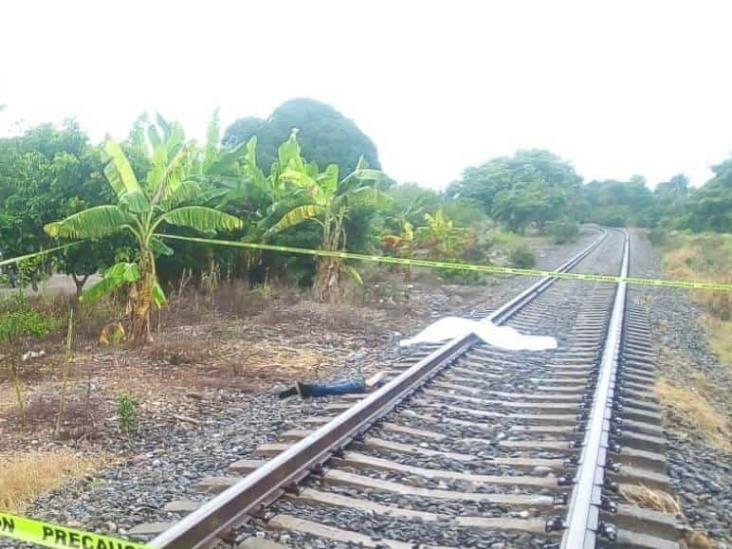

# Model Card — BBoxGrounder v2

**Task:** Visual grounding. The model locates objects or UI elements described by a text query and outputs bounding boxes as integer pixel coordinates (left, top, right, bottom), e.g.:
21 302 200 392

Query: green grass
485 229 521 247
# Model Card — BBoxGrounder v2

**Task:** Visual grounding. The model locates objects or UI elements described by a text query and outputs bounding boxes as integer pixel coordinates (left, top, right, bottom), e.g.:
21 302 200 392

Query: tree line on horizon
0 98 730 308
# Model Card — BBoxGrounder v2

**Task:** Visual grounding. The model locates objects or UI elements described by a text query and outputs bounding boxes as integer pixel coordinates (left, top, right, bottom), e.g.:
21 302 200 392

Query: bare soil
0 272 493 455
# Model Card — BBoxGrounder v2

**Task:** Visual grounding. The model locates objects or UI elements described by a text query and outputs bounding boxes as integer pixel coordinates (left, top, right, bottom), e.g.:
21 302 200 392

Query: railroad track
131 229 681 549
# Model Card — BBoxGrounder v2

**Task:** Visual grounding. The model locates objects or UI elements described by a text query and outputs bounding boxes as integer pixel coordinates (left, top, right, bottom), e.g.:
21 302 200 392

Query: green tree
685 157 732 232
655 174 689 209
223 98 380 175
266 131 390 301
378 182 442 235
0 122 117 289
653 174 690 227
448 149 583 232
44 119 243 343
582 177 654 227
222 116 264 147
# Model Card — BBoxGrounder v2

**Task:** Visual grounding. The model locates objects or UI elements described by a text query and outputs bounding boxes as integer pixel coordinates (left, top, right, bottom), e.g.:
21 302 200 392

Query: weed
440 268 483 285
0 297 59 426
116 392 139 435
548 221 580 244
99 321 126 345
251 284 273 299
486 230 519 247
646 228 668 246
509 245 536 269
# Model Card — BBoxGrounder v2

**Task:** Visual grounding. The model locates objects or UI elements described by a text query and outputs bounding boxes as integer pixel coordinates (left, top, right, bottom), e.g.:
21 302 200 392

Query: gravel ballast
630 230 732 547
7 229 728 548
0 231 600 548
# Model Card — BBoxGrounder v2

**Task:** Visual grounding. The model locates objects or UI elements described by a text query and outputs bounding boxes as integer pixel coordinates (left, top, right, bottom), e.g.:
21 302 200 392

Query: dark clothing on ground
278 375 385 399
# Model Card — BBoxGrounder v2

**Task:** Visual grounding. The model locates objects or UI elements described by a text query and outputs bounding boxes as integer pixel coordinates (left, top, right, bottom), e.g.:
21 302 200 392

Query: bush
509 245 536 269
548 221 580 244
441 199 488 228
116 392 139 435
647 229 668 247
441 267 483 285
0 296 59 345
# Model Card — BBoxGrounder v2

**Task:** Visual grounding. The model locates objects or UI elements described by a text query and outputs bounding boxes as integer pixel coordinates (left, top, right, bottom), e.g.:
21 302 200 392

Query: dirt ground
0 270 493 457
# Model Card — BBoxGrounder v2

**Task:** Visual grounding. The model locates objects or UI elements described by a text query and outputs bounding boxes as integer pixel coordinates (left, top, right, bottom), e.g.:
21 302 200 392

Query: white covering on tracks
399 317 557 351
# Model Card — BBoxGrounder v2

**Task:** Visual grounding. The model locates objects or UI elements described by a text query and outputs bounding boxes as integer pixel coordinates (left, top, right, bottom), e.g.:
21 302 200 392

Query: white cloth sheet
399 316 557 351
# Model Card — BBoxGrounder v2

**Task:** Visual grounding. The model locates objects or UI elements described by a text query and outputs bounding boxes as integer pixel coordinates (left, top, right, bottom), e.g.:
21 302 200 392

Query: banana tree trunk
314 215 344 303
314 256 342 303
129 250 154 344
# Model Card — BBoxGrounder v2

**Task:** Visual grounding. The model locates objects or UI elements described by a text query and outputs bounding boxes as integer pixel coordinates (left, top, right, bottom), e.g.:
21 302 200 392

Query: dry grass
654 376 731 452
0 450 104 512
704 316 732 375
620 484 681 514
177 340 329 391
663 235 732 311
229 342 326 377
664 247 701 281
683 530 716 548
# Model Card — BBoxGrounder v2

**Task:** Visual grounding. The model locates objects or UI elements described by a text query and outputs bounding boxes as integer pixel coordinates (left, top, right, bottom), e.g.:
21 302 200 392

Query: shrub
509 245 536 269
548 221 580 244
0 296 59 426
0 309 53 343
441 267 483 285
116 392 139 435
647 229 668 247
485 230 518 248
441 199 488 228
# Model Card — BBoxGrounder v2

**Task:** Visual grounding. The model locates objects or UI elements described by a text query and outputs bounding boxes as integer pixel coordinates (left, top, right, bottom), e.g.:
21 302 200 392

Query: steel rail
561 229 630 548
149 227 609 549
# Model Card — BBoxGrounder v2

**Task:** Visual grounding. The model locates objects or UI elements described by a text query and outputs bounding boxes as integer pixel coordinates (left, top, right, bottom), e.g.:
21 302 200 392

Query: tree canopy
0 121 117 288
582 176 655 227
222 98 380 175
684 156 732 232
447 149 583 232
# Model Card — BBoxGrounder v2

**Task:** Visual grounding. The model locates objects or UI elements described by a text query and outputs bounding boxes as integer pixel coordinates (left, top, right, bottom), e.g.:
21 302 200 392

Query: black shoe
296 382 313 398
278 386 297 399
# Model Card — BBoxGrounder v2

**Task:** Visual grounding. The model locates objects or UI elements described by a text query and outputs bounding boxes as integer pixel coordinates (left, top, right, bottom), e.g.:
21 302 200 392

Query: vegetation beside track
0 451 103 513
655 231 732 370
650 231 732 451
1 256 557 511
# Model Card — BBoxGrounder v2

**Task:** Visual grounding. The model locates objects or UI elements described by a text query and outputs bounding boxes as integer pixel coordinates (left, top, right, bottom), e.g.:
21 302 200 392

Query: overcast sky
2 1 731 189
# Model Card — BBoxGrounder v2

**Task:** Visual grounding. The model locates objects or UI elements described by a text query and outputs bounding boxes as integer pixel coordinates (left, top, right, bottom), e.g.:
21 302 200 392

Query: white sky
2 0 731 189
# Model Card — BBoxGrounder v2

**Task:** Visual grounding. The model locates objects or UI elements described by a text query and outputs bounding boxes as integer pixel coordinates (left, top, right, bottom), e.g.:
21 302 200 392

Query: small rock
532 466 553 476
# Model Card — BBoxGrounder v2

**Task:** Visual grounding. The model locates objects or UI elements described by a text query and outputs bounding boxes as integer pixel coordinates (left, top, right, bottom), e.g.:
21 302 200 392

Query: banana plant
266 131 391 301
44 118 243 343
415 208 471 260
381 200 425 256
381 217 416 281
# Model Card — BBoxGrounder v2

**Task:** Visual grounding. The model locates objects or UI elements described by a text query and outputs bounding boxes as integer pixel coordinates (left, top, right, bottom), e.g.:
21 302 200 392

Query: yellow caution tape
0 242 81 268
157 233 732 293
0 512 149 549
3 235 728 293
